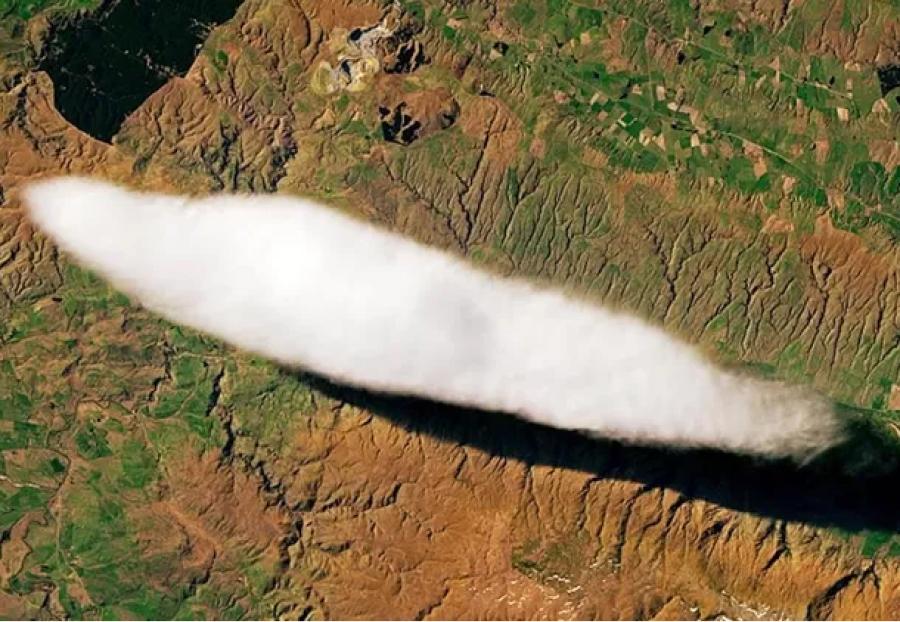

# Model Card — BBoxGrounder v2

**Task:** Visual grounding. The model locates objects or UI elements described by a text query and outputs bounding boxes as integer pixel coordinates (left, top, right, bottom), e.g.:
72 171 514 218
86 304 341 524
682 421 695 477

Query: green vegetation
0 0 99 20
481 0 899 239
511 535 591 584
0 262 287 618
0 0 100 58
410 0 898 410
860 530 894 557
1 0 898 616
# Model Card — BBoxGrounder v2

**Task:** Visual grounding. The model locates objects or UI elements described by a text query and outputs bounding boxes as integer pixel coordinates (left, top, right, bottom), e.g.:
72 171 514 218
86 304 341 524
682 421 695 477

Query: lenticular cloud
22 177 842 459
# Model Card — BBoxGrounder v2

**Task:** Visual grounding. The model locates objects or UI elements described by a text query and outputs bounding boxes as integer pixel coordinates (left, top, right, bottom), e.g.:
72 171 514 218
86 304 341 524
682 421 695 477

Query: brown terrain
0 0 898 619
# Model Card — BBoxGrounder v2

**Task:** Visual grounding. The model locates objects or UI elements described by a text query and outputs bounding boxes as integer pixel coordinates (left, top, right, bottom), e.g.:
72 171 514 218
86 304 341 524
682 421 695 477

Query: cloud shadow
295 371 900 535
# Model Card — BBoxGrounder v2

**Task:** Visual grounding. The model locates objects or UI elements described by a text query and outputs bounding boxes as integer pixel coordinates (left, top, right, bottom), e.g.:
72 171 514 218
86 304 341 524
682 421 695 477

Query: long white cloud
22 177 842 459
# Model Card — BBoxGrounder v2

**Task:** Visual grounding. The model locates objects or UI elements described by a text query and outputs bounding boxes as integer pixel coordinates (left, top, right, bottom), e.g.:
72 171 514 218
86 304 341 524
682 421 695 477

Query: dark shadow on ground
38 0 242 141
295 371 900 535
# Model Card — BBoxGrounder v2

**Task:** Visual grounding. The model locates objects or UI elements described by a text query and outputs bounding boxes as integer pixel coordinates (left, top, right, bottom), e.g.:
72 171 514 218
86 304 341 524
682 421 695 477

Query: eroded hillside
0 0 898 618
